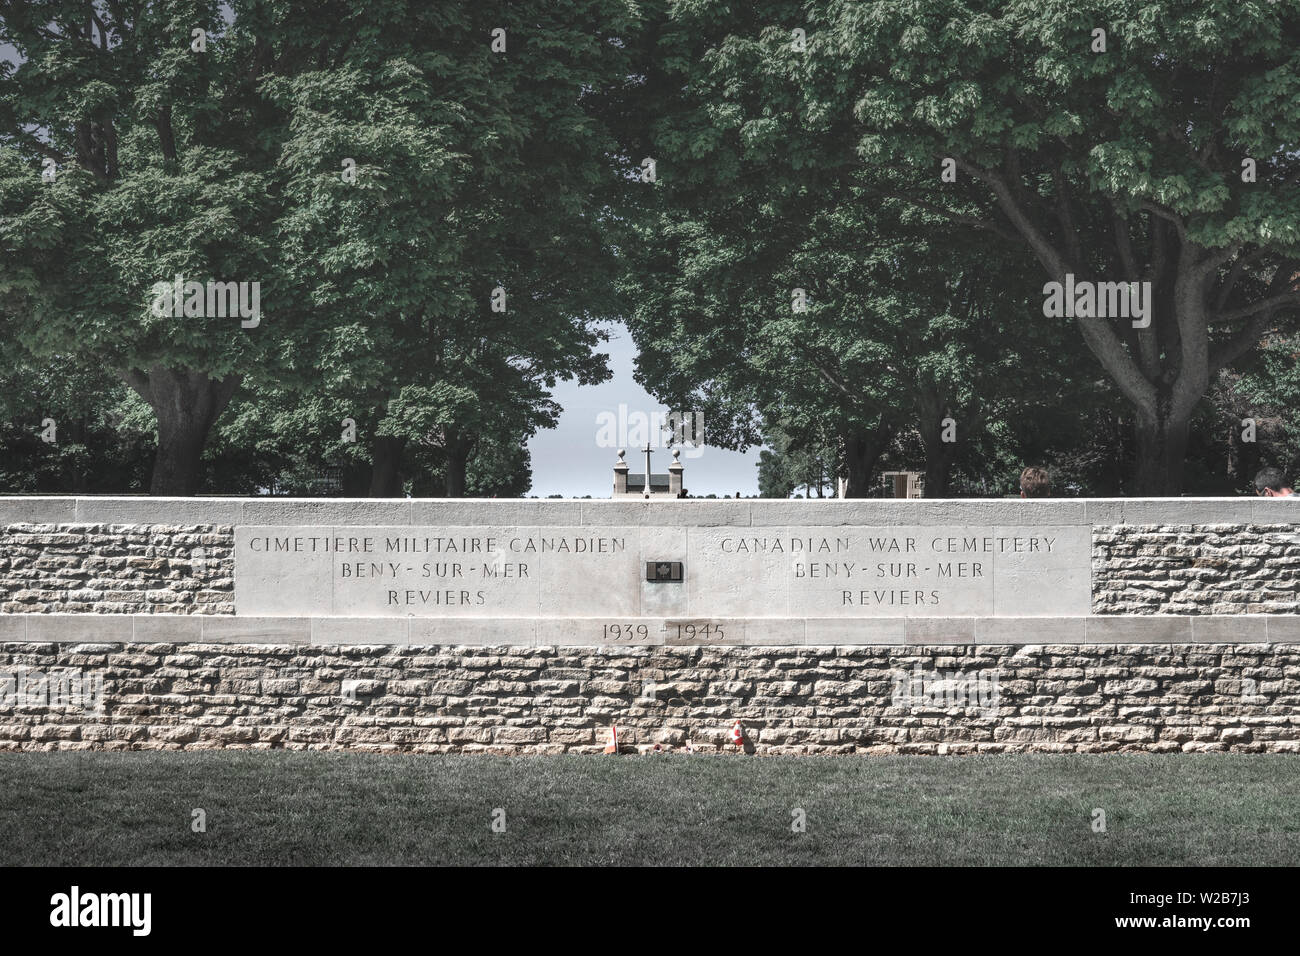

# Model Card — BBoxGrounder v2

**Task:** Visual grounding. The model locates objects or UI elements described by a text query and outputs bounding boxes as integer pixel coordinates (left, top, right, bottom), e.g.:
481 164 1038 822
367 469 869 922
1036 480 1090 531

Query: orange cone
730 720 744 748
603 723 619 754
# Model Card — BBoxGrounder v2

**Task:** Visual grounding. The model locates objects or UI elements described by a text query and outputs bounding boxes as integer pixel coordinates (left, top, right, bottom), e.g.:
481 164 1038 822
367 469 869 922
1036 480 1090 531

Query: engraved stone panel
235 524 1090 618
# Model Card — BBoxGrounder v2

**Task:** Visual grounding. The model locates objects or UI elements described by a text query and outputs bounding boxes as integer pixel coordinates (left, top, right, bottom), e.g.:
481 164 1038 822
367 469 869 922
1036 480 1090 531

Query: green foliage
0 1 296 378
0 341 154 493
3 2 1296 496
625 0 1300 495
1238 335 1300 481
0 0 647 495
625 3 1101 496
757 421 840 498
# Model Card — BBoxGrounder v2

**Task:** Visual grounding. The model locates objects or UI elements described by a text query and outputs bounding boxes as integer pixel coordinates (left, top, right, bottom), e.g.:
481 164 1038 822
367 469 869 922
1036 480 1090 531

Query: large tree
264 0 639 496
626 187 1083 496
0 0 348 493
1 0 640 496
626 0 1300 495
808 0 1300 493
624 3 1082 498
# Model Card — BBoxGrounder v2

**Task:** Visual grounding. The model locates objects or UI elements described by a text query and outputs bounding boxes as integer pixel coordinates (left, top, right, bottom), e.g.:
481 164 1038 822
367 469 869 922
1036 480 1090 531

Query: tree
757 419 841 498
806 0 1300 493
622 0 1300 494
1237 335 1300 487
0 0 345 494
622 130 1080 496
1 0 641 496
1182 334 1300 494
620 1 1115 499
0 334 155 493
266 0 639 495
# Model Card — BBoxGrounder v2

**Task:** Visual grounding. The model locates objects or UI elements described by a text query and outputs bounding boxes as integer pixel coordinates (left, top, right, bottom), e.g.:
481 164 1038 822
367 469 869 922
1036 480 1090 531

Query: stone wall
1092 524 1300 615
1 641 1296 754
0 524 234 615
0 500 1296 617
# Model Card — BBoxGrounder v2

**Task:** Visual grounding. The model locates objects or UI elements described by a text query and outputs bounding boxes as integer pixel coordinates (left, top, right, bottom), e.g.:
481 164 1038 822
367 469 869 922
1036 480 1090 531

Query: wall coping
0 495 1295 527
0 614 1295 646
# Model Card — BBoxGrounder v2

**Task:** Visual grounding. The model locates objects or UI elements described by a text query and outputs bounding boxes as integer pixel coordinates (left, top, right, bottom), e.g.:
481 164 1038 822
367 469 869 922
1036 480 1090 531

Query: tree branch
1111 205 1140 283
961 159 1156 411
117 367 152 403
4 130 66 164
1140 201 1187 243
1051 169 1084 265
154 104 177 163
788 339 860 405
1214 245 1267 312
1210 308 1279 373
1215 291 1300 324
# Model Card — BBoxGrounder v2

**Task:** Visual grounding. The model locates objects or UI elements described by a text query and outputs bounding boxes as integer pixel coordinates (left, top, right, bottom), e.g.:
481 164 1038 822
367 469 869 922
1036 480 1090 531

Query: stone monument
0 495 1296 753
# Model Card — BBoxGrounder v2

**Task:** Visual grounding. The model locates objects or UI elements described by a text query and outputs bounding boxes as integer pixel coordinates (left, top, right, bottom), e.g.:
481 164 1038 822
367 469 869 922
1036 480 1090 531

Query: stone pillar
613 449 628 496
668 448 683 497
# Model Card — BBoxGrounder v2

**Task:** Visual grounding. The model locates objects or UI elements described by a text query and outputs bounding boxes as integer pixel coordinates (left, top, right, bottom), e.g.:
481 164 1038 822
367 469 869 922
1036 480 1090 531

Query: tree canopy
1 0 1296 498
0 0 641 495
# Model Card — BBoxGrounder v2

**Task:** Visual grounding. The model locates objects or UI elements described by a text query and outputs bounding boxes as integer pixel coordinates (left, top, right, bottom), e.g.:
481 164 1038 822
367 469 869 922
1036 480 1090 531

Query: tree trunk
919 425 957 498
120 366 241 496
971 172 1272 500
443 427 474 497
340 462 372 497
1228 417 1261 494
915 386 959 498
444 447 469 497
368 435 407 497
843 419 894 497
1132 402 1191 496
71 415 88 494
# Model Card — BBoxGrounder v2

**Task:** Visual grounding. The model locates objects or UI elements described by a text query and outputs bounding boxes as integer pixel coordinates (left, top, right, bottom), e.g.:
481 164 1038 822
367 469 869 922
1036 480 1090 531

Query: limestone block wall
1092 524 1300 615
0 499 1295 755
0 524 234 615
0 642 1296 754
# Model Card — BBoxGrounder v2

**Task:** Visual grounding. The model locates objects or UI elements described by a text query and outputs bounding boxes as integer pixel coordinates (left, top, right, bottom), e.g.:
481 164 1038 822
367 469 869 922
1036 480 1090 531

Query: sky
526 322 762 498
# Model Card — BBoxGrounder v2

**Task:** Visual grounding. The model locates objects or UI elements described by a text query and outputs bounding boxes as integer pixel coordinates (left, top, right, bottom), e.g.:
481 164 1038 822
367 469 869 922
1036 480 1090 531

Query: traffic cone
603 723 619 754
730 720 744 749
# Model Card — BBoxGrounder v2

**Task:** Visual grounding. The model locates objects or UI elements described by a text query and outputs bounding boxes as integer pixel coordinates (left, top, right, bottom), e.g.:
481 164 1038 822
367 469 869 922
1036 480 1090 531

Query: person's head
1019 466 1051 498
1254 466 1295 497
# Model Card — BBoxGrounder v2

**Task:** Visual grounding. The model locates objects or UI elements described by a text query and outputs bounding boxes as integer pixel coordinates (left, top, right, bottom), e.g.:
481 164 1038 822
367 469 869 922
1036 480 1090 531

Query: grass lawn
1 752 1297 866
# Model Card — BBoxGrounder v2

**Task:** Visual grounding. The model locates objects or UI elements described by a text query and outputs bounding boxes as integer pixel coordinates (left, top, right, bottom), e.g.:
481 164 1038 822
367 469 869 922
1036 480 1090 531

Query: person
1019 466 1051 498
1254 467 1295 497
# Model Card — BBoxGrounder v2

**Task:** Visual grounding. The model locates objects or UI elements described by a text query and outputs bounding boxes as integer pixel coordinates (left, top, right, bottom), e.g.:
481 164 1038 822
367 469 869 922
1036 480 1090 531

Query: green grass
1 752 1297 866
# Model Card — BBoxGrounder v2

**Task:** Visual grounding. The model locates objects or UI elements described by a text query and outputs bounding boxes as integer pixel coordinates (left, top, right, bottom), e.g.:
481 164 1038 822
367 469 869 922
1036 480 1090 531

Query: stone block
199 617 310 644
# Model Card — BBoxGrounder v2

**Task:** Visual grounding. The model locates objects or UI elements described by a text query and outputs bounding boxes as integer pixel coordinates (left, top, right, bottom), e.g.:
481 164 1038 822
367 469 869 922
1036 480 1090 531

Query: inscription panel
688 526 1088 617
234 524 1090 617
